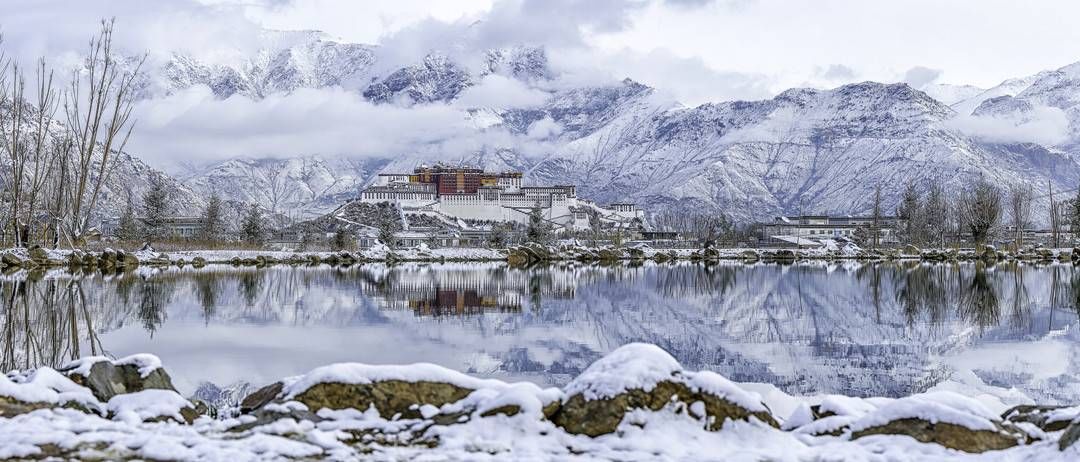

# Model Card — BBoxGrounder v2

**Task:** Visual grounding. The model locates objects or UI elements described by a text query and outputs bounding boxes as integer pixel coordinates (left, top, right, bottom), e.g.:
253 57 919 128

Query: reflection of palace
360 265 581 317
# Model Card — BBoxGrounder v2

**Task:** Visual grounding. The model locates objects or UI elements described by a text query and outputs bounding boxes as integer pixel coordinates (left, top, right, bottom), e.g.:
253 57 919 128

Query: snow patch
107 389 193 424
283 362 509 399
849 391 1002 433
563 343 681 400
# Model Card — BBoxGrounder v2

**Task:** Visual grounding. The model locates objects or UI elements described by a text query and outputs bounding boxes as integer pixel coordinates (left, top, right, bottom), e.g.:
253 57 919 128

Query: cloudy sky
3 0 1079 167
7 0 1080 100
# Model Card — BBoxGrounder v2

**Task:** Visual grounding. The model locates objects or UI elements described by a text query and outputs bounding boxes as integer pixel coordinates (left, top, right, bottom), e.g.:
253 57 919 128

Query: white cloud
561 47 772 106
525 116 563 139
7 0 1080 171
0 0 265 66
129 85 560 169
454 74 550 109
903 66 943 89
820 64 857 81
596 0 1080 90
944 106 1071 146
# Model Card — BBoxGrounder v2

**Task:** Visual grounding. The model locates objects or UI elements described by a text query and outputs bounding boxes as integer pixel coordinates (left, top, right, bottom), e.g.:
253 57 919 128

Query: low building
760 215 903 247
100 216 208 240
640 231 680 242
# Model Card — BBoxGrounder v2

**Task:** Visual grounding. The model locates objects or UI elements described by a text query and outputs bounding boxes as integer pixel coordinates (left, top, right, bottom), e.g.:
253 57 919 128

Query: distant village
100 165 1079 252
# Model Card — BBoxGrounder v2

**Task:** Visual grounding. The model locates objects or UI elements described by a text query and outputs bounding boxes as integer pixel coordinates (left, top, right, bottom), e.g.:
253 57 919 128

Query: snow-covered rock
552 343 776 436
848 391 1027 453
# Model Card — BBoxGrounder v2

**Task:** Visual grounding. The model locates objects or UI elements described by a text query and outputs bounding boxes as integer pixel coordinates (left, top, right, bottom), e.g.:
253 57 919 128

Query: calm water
2 261 1079 403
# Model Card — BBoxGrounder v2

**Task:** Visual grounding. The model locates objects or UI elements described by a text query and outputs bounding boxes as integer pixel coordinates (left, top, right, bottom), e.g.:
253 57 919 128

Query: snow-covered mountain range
113 30 1080 225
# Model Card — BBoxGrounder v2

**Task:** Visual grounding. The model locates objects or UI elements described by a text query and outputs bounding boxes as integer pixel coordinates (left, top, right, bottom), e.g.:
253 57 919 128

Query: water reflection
1 262 1079 403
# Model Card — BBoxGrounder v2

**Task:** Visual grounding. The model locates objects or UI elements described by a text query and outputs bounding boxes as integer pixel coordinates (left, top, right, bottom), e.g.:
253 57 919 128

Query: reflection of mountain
3 262 1079 403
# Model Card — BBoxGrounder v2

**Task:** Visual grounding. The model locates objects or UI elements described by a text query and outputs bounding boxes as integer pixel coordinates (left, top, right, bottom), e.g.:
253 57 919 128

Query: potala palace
358 165 644 231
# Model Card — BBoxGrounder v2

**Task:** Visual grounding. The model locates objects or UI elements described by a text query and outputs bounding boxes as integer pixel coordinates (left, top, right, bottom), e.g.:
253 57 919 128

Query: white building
359 165 643 232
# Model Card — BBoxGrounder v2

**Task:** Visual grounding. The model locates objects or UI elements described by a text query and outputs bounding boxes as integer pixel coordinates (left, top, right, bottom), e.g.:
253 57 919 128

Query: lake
2 261 1077 404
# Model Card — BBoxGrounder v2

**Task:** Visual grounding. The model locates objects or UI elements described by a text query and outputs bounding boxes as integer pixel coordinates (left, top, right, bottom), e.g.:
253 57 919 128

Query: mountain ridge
119 32 1080 226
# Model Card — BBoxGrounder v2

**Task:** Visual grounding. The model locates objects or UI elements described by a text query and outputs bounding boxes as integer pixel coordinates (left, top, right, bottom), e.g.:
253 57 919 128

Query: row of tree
113 176 270 247
890 177 1080 249
0 20 145 249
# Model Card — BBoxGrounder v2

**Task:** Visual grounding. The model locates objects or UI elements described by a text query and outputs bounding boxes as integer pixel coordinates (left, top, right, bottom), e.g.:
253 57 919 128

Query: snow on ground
282 362 512 398
847 391 1001 433
0 396 1075 461
167 246 507 262
107 389 193 424
2 343 1079 459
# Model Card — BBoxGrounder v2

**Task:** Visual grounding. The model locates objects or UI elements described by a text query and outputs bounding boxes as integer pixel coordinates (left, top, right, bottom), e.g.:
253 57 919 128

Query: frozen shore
0 242 1077 271
2 344 1079 461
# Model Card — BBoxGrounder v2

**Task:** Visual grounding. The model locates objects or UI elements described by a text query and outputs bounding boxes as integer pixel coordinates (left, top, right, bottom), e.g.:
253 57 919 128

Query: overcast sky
5 0 1080 103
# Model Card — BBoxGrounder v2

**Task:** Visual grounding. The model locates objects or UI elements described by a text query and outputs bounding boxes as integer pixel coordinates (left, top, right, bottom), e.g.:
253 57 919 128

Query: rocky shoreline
1 344 1078 460
0 242 1077 272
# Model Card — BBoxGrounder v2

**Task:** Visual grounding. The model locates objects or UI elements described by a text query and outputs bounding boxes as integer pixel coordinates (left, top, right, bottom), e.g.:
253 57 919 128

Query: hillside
124 32 1080 225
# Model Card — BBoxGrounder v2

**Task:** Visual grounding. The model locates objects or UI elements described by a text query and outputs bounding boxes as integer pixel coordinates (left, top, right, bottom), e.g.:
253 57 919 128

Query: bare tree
1007 183 1033 249
1050 199 1063 248
958 177 1002 247
690 213 732 250
924 183 948 247
63 19 145 245
1071 186 1080 244
23 60 62 247
654 209 733 249
870 185 882 248
2 60 29 246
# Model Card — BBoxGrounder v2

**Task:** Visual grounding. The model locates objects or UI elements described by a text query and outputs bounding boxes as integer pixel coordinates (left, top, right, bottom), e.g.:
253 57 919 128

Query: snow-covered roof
770 235 824 247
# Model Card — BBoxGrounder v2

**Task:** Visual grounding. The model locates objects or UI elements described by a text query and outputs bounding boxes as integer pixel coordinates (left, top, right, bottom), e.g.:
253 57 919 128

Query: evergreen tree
588 211 603 247
852 224 872 248
141 177 170 243
526 204 551 244
240 204 266 246
376 213 398 249
199 193 223 242
116 192 140 242
332 227 354 251
488 223 509 248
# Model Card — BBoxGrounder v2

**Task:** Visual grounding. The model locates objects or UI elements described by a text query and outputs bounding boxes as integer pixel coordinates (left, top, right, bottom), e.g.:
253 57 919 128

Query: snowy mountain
99 152 207 220
921 83 985 106
148 30 376 99
179 155 387 221
127 31 1080 225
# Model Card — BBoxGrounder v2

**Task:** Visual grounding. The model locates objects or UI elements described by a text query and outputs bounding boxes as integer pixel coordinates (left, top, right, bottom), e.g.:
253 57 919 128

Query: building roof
771 235 825 247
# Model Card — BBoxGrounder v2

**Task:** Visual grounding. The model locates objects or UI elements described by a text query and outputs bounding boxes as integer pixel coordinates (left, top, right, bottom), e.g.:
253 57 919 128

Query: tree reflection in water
958 263 1000 329
0 272 105 371
1 262 1078 378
